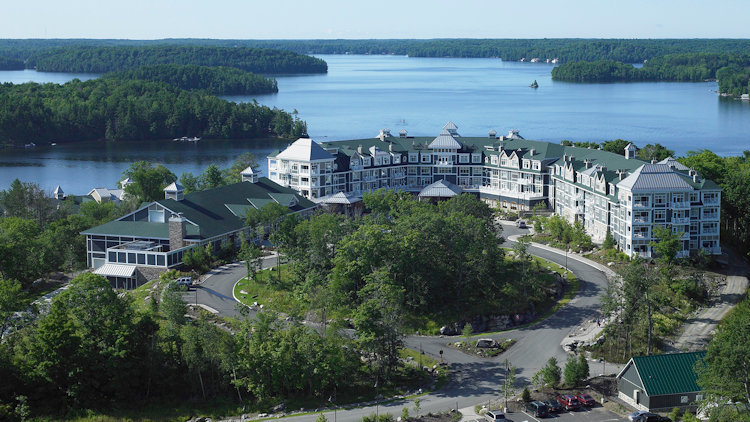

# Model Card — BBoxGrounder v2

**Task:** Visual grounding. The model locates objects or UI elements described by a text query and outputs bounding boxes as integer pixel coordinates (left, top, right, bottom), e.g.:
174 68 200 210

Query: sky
2 0 749 39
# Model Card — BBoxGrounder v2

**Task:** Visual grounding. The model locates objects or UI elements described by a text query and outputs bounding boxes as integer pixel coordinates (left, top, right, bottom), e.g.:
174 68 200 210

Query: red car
577 393 596 407
556 394 581 410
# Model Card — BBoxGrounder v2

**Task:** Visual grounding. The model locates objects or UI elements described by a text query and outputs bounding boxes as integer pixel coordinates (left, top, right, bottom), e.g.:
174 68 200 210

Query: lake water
1 54 749 193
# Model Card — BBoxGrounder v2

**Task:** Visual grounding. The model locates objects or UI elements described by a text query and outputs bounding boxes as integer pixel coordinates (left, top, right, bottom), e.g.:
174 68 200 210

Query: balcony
633 232 649 239
672 217 690 224
671 201 690 209
633 217 650 224
633 201 649 208
702 213 719 221
703 198 720 205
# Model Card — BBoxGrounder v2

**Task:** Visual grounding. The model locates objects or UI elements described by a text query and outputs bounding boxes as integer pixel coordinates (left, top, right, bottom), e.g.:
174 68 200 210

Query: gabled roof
53 185 64 195
418 179 463 198
83 178 316 240
428 131 462 149
164 181 184 192
443 121 458 131
319 191 362 205
617 164 695 192
579 164 605 177
276 138 334 161
657 156 690 171
619 352 705 396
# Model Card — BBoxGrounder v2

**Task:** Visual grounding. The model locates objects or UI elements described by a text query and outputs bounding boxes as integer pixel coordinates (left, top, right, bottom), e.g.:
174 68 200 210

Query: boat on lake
530 80 539 88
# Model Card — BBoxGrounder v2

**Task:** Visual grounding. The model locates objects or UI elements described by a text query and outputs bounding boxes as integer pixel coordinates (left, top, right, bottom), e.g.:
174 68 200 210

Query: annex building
82 169 316 288
268 123 721 258
617 352 705 412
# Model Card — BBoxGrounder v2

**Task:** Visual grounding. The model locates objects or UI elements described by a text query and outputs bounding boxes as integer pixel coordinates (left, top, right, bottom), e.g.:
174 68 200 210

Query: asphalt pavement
186 224 622 422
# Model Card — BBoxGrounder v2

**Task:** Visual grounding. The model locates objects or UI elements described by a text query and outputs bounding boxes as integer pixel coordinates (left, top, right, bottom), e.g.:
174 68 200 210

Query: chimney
651 159 657 164
529 148 535 156
584 159 592 169
617 169 627 180
489 129 497 138
388 142 393 152
169 213 187 251
357 145 363 154
693 174 700 183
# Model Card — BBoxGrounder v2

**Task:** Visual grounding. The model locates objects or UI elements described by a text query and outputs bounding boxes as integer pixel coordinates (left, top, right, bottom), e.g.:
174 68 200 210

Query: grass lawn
233 263 307 317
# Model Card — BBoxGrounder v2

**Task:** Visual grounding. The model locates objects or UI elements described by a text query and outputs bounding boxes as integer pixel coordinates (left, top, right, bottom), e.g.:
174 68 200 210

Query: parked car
484 410 506 422
628 411 671 422
515 220 527 228
525 401 549 417
556 394 581 410
543 399 562 413
175 276 193 287
577 393 596 407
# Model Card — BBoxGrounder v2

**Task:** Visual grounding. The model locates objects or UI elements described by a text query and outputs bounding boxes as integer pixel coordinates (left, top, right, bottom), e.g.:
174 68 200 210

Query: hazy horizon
2 0 749 40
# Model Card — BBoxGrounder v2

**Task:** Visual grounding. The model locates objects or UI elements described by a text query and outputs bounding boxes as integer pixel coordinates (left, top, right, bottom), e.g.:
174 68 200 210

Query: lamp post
374 381 379 419
600 358 605 376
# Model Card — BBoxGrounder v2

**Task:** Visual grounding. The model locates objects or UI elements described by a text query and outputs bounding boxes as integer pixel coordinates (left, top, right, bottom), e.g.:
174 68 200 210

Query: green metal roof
82 221 200 238
83 178 316 240
631 352 705 396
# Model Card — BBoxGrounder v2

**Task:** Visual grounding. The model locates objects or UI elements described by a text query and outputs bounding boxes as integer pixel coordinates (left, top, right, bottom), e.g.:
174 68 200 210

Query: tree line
0 272 382 419
24 45 327 74
104 64 278 95
551 53 750 95
0 55 24 70
0 77 307 146
3 39 750 64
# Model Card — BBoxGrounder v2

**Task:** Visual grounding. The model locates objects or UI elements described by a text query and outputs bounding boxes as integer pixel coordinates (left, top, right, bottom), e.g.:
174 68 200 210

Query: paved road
186 225 621 421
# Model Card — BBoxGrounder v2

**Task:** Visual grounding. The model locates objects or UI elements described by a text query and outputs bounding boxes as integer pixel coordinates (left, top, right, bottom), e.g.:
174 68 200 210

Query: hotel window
472 154 481 163
421 155 431 163
459 154 469 163
654 210 666 221
523 160 529 169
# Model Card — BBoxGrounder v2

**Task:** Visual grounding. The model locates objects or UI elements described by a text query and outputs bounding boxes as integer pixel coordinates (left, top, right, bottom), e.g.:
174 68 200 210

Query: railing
703 198 720 205
633 232 649 239
702 213 719 220
672 217 690 224
671 201 690 209
633 217 650 224
633 201 649 208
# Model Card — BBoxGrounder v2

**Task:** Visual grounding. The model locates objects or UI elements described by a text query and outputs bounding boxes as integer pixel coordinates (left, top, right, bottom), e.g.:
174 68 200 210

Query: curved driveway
190 226 613 421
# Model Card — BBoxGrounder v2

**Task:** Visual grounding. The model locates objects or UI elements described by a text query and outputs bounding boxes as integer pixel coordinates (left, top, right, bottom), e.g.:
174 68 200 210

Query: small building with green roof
617 351 706 412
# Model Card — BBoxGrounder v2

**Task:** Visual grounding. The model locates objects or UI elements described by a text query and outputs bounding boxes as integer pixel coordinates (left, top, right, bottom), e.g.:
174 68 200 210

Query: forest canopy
25 45 328 74
0 78 306 145
3 39 750 64
104 64 278 95
551 53 750 95
0 55 24 70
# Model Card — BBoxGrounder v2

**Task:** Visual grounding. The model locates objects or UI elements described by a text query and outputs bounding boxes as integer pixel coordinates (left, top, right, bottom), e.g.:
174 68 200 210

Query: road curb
507 235 616 278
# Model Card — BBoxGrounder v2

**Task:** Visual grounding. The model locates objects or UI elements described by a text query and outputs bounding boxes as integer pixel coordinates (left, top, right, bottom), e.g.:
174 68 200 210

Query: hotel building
268 123 721 258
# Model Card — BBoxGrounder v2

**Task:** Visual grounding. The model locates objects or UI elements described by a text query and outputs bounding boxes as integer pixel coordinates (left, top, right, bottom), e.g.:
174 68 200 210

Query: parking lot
511 406 626 422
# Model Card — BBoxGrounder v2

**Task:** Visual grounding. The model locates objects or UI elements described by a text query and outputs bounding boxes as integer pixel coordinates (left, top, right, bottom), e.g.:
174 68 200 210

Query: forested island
25 45 328 74
104 64 278 95
0 78 306 145
551 53 750 96
3 39 750 64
